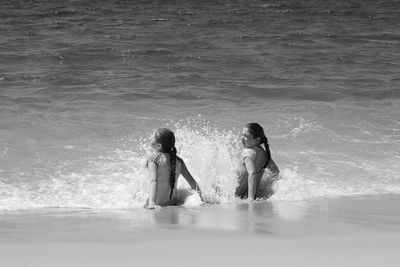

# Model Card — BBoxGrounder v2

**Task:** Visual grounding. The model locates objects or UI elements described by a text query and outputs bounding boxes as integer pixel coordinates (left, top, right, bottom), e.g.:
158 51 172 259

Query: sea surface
0 0 399 209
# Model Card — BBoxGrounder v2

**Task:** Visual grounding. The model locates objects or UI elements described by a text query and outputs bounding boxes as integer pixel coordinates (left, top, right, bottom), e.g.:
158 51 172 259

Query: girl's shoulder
242 146 266 160
176 156 183 163
242 148 257 160
146 152 168 167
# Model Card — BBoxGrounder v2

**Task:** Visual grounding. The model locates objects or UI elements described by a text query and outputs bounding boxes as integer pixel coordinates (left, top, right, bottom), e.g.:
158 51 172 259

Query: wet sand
1 194 400 266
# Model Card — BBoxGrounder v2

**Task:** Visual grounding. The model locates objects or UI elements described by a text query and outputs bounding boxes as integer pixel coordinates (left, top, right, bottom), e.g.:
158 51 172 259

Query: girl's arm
244 156 257 201
180 160 204 201
147 161 159 209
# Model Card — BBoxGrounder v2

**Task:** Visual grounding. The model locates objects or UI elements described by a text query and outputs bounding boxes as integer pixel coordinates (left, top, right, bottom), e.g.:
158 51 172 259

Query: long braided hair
245 123 271 169
154 128 177 199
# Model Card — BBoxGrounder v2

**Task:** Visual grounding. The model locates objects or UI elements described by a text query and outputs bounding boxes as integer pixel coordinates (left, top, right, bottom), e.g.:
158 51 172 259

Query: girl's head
152 128 177 199
241 123 266 148
152 128 176 153
242 123 271 166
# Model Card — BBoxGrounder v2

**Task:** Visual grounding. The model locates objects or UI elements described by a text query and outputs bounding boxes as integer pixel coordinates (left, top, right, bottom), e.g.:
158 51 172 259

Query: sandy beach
1 194 400 267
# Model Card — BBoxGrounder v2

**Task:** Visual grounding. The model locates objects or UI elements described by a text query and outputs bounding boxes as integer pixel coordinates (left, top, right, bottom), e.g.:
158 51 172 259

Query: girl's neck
247 144 261 149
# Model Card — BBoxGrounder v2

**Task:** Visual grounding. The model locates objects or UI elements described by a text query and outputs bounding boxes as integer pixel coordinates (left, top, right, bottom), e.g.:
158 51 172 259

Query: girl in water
236 123 279 201
144 128 203 209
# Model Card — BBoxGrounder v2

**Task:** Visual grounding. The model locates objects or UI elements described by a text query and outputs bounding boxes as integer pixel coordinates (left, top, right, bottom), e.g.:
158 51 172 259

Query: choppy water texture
0 0 399 209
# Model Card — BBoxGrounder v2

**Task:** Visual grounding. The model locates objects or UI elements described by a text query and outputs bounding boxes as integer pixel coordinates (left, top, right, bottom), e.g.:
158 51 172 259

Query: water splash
0 117 399 210
0 119 240 210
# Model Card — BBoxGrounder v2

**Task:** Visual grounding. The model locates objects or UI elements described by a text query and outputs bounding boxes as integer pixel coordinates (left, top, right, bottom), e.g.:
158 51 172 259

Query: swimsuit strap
154 152 163 165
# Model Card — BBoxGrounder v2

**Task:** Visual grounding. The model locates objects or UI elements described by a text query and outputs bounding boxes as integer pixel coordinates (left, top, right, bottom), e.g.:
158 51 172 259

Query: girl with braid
144 128 203 209
235 123 280 201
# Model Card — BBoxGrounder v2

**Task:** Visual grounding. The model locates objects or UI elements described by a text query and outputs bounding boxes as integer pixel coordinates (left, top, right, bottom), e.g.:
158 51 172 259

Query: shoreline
1 194 400 266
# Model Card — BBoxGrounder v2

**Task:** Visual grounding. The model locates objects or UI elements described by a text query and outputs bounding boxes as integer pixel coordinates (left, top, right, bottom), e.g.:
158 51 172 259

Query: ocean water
0 0 399 210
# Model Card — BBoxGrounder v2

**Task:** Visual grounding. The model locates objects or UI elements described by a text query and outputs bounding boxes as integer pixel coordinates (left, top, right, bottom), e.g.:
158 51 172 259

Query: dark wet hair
155 128 177 199
245 123 271 168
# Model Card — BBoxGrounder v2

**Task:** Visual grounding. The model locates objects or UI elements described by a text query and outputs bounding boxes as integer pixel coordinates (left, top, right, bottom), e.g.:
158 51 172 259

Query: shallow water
0 0 399 209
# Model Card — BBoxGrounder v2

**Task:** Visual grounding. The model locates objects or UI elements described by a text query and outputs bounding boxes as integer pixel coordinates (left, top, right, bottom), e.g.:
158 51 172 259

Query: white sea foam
0 117 399 210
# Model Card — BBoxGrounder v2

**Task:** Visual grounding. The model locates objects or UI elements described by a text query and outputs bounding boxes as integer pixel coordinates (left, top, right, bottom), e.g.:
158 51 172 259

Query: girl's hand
248 196 256 203
198 196 205 205
195 190 205 204
146 202 160 210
